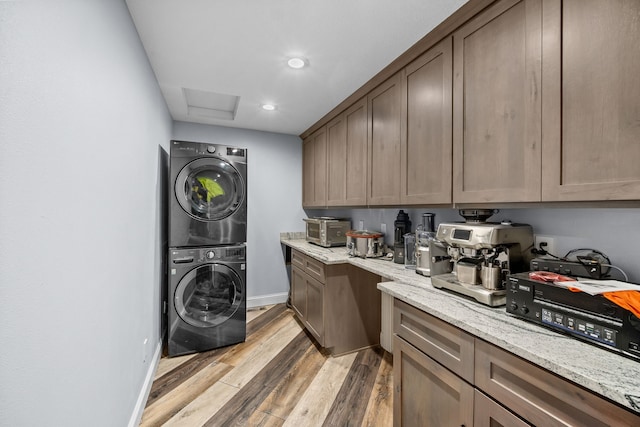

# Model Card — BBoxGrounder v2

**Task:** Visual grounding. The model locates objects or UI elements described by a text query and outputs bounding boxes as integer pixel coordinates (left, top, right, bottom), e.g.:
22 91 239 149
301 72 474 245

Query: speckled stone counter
280 237 640 414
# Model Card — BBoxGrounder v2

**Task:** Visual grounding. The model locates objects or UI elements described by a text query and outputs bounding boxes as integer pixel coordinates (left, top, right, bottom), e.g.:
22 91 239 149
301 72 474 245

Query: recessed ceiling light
261 104 276 111
287 57 307 69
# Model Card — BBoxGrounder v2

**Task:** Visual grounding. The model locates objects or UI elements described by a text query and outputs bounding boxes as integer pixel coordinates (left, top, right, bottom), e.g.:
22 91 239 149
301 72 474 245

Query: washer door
175 263 243 328
175 157 244 221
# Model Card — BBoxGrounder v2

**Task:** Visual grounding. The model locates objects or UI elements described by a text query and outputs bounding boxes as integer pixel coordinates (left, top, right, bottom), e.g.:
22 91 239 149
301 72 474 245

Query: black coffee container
393 210 412 264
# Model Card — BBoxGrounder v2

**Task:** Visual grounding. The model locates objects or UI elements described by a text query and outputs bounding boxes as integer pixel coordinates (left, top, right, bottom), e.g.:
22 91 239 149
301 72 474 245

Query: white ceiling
126 0 468 136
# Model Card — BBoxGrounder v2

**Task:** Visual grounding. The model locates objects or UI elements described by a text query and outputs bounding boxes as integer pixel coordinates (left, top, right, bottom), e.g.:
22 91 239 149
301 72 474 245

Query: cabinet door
368 72 403 205
290 266 307 320
344 99 368 205
302 136 314 207
302 128 327 207
326 112 347 205
326 98 368 206
542 0 640 201
453 0 542 203
474 390 531 427
402 37 453 205
305 275 324 346
393 336 473 427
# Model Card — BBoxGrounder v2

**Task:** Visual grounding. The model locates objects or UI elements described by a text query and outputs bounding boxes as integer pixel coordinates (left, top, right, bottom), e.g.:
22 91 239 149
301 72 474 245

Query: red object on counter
528 271 577 283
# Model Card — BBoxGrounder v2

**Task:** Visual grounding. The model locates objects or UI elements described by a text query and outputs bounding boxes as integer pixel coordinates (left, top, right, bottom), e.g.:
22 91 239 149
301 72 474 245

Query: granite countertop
280 236 640 414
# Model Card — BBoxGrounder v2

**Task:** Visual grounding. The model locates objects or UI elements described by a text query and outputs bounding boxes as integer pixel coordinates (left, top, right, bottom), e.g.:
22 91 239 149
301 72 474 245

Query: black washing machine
168 245 246 356
169 140 247 247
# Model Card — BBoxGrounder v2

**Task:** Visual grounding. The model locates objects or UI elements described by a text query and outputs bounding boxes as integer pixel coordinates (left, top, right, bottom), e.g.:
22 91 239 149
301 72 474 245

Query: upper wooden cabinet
302 0 640 206
541 0 640 201
401 37 453 205
302 127 327 207
326 97 368 206
453 0 542 203
367 72 404 205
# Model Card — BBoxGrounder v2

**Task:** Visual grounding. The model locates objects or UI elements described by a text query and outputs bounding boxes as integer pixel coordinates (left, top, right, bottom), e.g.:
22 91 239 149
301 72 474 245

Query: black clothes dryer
169 140 247 247
168 245 246 356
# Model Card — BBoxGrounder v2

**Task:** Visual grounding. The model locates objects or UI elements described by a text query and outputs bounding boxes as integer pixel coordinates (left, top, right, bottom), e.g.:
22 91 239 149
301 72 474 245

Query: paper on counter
553 279 640 295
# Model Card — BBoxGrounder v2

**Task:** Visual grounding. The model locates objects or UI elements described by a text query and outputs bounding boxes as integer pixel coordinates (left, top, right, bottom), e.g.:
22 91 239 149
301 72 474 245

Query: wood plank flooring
141 304 393 426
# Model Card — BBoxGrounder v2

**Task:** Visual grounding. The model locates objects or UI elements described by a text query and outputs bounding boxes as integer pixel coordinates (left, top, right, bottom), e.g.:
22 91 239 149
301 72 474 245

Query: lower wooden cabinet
304 275 324 343
475 339 640 427
290 266 307 320
290 249 382 355
291 265 324 345
393 335 473 427
392 298 640 426
474 390 530 427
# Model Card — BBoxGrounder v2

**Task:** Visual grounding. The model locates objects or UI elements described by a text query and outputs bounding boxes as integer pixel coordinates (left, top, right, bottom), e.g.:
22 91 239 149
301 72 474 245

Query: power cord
531 244 630 281
531 242 561 259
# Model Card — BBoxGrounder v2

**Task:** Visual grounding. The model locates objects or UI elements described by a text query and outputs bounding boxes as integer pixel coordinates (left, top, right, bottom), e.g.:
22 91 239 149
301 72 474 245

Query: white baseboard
247 292 288 309
128 339 162 427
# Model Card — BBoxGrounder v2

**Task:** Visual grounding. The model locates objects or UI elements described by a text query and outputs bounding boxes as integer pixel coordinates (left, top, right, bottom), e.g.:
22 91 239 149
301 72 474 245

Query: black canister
393 210 412 264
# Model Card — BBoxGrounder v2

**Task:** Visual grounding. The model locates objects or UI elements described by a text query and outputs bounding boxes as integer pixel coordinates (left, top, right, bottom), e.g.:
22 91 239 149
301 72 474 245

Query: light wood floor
141 304 393 426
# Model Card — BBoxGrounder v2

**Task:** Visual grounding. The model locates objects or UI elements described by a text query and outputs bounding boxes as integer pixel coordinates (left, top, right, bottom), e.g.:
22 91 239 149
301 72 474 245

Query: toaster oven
304 217 350 247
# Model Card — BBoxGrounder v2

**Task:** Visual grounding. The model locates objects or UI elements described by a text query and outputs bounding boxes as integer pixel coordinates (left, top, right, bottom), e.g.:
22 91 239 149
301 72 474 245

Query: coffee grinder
393 210 412 264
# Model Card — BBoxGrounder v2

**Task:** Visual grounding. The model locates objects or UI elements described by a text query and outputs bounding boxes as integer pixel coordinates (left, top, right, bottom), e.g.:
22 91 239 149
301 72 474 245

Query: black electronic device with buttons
530 257 604 279
506 272 640 362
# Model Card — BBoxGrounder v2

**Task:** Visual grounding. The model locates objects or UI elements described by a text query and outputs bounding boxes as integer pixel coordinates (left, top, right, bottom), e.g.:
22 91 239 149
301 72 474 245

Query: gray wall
307 207 640 283
172 121 305 306
0 1 172 426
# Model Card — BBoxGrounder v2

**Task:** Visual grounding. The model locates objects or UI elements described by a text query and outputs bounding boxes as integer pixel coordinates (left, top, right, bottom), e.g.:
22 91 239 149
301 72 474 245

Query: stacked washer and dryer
168 140 247 356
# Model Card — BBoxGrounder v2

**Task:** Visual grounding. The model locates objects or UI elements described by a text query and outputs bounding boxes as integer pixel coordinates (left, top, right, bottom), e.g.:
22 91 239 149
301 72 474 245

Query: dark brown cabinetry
541 0 640 201
290 250 325 343
452 0 542 203
475 339 640 426
393 300 474 426
367 72 403 205
401 37 453 205
301 0 640 205
302 127 327 207
393 298 640 426
290 249 382 355
393 335 473 427
473 390 530 427
326 97 368 206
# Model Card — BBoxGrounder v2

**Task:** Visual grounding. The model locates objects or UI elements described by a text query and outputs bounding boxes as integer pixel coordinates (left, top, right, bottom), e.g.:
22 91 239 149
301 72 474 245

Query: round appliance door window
175 264 243 328
175 157 244 221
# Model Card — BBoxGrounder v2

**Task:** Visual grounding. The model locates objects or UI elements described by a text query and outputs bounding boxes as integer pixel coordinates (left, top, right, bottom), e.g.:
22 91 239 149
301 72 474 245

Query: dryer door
174 263 243 328
175 157 245 221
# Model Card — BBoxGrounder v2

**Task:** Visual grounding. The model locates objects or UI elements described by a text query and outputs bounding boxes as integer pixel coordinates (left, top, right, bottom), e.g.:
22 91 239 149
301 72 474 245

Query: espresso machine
429 210 534 306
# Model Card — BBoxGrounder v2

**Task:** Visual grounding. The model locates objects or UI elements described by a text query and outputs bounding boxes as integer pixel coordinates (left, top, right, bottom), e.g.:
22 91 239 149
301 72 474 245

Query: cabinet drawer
303 254 325 283
291 249 306 271
475 339 640 426
394 299 474 383
291 249 326 283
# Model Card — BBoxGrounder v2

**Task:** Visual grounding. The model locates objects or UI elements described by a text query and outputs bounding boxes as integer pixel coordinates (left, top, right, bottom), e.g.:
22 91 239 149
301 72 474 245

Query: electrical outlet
358 220 364 230
534 235 556 257
380 223 387 234
142 338 148 364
